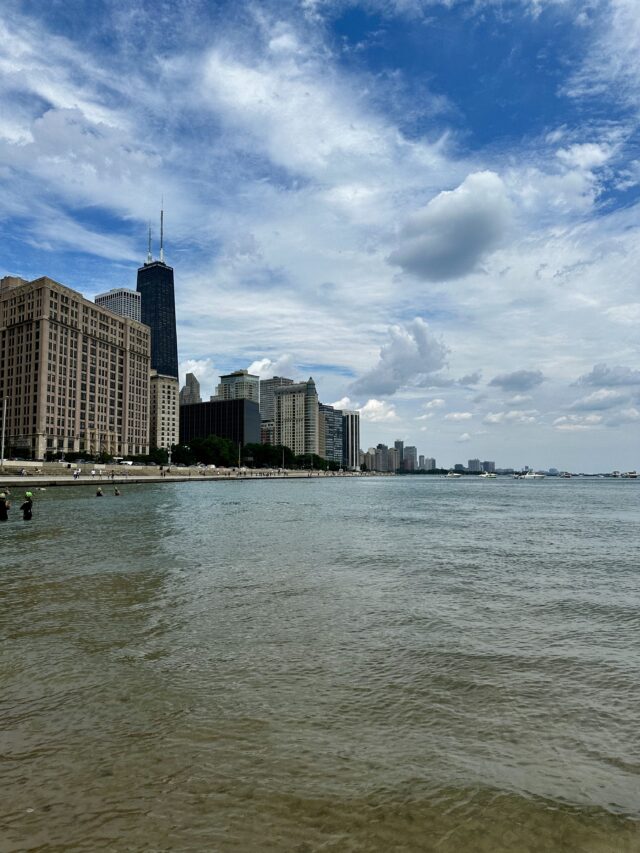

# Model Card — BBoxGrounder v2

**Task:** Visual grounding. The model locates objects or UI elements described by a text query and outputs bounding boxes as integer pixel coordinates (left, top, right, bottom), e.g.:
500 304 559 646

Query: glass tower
136 260 179 379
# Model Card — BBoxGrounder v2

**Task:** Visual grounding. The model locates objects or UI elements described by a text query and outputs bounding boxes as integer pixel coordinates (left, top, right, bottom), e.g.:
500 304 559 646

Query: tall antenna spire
160 199 165 264
147 224 152 264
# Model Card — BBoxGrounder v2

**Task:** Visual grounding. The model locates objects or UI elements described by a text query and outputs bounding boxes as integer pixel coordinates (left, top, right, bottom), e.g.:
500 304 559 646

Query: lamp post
1 397 6 471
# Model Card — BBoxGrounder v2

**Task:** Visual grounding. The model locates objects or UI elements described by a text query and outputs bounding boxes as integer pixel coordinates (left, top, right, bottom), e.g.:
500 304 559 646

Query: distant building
95 287 141 322
319 403 344 465
454 463 465 472
180 372 201 406
260 420 275 445
260 376 294 421
404 446 417 471
424 457 436 471
374 443 388 472
342 410 360 471
482 460 496 473
419 454 425 470
394 439 404 467
179 399 261 448
274 378 319 456
468 458 482 473
213 369 259 404
388 447 399 472
150 371 179 450
0 274 150 459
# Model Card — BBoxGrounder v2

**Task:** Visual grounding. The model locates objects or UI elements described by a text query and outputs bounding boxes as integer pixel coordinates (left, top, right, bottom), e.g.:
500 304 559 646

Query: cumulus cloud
456 432 471 443
388 171 511 282
575 363 640 387
444 411 473 421
359 399 399 422
570 388 630 411
425 398 445 409
458 370 482 386
248 353 296 379
605 407 640 427
483 410 538 424
489 369 545 392
553 414 603 431
350 317 448 396
179 358 218 398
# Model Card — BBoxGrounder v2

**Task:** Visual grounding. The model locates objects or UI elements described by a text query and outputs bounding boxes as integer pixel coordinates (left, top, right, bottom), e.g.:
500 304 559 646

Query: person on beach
20 492 33 521
0 492 10 521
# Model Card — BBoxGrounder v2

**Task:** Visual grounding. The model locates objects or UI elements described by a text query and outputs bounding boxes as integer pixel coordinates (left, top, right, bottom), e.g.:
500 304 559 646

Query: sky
1 0 639 471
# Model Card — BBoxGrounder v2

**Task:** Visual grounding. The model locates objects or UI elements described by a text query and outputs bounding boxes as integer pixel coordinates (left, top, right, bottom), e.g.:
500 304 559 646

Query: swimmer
20 492 33 521
114 487 120 496
0 492 10 521
96 487 103 497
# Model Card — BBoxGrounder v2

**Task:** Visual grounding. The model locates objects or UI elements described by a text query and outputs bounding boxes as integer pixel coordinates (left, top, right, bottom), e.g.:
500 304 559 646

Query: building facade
342 409 360 471
95 288 141 322
136 260 179 379
0 275 150 459
150 371 179 450
424 457 436 471
179 399 261 448
403 445 417 472
468 458 482 473
259 376 294 421
274 378 319 456
179 372 201 406
319 403 344 465
482 460 496 473
213 369 259 404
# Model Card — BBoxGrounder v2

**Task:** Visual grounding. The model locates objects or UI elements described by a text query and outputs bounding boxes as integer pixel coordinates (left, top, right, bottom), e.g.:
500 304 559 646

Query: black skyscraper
136 213 179 378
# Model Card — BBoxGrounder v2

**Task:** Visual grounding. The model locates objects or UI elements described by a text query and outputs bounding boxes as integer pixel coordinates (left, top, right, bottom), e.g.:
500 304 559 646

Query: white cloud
553 414 603 431
444 411 473 421
570 388 630 411
388 171 511 281
247 354 296 379
359 399 399 422
483 410 538 424
605 303 640 325
350 317 448 396
556 142 612 171
425 398 445 408
179 358 218 398
606 407 640 426
509 394 532 403
456 432 471 443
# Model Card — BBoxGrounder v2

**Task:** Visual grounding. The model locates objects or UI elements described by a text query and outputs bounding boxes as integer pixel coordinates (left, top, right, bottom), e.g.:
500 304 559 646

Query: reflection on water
1 478 639 851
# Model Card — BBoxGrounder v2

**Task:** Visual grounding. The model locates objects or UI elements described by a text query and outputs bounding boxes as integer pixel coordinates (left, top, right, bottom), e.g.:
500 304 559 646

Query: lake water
1 476 639 851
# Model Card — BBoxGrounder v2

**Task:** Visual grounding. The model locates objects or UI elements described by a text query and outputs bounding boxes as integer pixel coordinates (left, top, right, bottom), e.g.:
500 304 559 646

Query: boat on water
621 471 638 478
559 472 572 478
479 472 497 478
523 471 545 479
446 471 462 478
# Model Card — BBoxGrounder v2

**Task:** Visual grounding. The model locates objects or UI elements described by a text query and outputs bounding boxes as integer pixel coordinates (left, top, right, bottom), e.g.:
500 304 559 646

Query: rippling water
1 476 639 851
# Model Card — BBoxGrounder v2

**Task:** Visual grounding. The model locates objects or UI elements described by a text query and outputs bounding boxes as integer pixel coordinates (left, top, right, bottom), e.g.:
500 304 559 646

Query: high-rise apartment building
388 447 399 472
404 445 417 471
136 213 179 379
319 403 343 465
179 372 201 406
150 371 179 450
342 410 360 471
419 454 425 470
274 378 319 456
394 439 404 467
424 457 436 471
213 369 259 404
95 288 141 322
0 275 150 459
259 376 294 421
468 458 482 473
482 460 496 473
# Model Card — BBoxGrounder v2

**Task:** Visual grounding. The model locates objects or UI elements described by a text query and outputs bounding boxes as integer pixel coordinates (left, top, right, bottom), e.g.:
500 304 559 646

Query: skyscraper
342 410 360 471
213 369 259 403
136 211 179 379
94 288 141 322
274 378 319 456
259 376 294 421
179 372 201 406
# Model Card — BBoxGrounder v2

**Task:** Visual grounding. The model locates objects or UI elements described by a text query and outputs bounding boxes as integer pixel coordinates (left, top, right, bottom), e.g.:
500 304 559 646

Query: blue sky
1 0 639 470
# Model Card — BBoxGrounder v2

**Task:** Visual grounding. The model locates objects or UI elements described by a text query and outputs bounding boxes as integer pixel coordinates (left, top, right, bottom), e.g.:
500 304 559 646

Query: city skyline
1 2 639 469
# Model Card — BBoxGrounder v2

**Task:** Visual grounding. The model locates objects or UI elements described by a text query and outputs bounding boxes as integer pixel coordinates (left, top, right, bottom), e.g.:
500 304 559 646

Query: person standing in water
96 487 103 497
0 492 10 521
114 487 120 496
20 492 33 521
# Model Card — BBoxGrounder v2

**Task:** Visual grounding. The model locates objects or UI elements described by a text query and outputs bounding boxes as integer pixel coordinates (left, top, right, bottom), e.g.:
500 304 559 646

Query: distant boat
446 471 462 478
479 472 497 478
611 471 621 478
621 471 637 479
559 472 572 478
523 471 545 479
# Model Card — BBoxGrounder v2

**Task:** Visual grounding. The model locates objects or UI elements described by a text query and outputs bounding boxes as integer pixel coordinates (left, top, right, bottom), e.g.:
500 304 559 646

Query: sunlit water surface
1 477 639 851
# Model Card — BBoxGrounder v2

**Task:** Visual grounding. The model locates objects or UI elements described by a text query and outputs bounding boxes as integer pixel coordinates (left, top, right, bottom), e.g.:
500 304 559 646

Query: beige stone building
0 275 150 459
150 370 179 450
274 378 319 456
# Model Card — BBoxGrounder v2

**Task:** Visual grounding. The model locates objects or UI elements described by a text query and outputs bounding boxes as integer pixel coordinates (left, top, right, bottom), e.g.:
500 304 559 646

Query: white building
150 370 179 450
95 288 141 322
274 378 319 456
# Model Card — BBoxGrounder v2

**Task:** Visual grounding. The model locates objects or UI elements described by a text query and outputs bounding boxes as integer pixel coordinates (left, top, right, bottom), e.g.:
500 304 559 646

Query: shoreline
0 469 382 489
